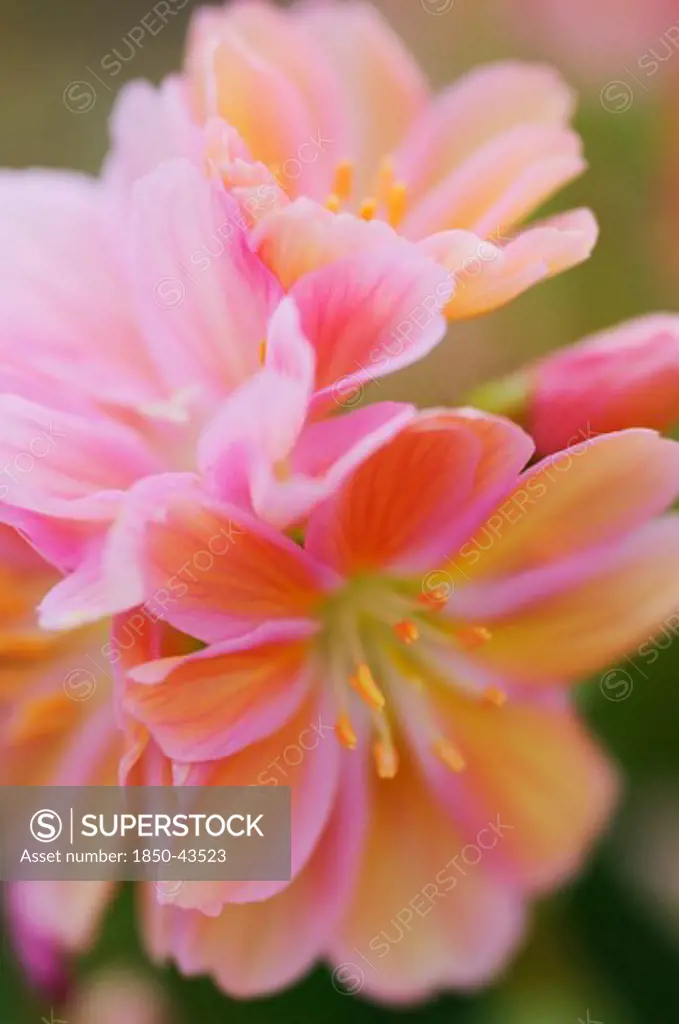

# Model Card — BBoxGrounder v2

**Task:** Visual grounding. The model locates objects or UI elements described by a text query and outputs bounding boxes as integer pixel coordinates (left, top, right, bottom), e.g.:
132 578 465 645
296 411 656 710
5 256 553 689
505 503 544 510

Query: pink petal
530 314 679 453
289 241 453 411
0 169 161 408
104 76 201 191
299 1 430 196
401 123 585 241
423 209 598 320
306 409 534 575
397 61 575 204
130 159 282 403
144 751 366 998
330 756 524 1002
125 621 317 763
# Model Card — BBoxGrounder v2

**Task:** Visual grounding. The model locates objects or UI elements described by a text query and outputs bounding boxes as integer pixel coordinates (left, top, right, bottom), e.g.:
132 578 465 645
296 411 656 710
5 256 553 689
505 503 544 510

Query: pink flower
0 160 454 628
526 315 679 454
117 412 679 1002
106 0 598 321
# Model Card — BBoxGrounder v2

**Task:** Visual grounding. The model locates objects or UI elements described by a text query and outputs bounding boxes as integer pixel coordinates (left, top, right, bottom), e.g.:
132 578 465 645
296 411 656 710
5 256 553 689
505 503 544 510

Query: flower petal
423 209 598 320
420 689 618 891
131 159 282 402
401 124 585 241
0 169 160 408
331 754 524 1001
530 314 679 453
144 751 365 998
300 1 429 196
397 62 575 203
126 622 316 763
306 410 533 575
289 241 452 410
465 517 679 680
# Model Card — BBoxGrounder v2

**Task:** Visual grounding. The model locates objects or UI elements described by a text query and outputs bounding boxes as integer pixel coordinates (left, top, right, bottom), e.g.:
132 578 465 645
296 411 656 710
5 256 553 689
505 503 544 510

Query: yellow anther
359 198 379 222
393 619 420 645
325 193 341 214
388 182 408 227
333 160 355 202
336 713 358 750
258 339 267 366
377 156 396 199
374 737 399 779
483 686 507 708
457 626 492 651
433 739 467 774
350 663 386 711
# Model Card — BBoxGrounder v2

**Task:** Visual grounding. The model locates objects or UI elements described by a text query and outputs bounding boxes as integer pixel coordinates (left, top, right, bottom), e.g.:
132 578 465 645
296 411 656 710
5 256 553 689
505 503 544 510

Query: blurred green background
2 1 679 1021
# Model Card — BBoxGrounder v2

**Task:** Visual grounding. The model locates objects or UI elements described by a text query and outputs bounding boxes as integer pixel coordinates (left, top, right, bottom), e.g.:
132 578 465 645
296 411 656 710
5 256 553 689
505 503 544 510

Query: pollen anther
336 713 358 750
359 198 379 221
350 663 386 711
374 737 399 779
433 739 467 773
393 619 420 645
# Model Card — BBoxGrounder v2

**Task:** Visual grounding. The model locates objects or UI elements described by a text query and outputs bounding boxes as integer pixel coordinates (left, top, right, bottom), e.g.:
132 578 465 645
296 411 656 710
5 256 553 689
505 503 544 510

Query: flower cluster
3 0 679 1007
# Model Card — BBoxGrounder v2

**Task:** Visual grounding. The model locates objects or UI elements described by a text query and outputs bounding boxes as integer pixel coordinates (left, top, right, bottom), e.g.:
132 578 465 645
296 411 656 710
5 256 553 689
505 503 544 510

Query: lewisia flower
106 0 598 321
492 315 679 454
118 412 679 1001
0 159 454 629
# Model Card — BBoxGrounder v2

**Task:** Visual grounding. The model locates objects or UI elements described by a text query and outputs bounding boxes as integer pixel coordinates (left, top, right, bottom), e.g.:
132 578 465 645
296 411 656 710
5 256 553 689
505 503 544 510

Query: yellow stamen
258 339 267 366
350 663 386 711
393 619 420 645
325 193 341 214
377 156 396 200
483 686 507 708
359 198 379 222
433 739 467 773
336 713 358 750
374 736 399 779
457 626 492 651
334 160 354 202
388 182 408 227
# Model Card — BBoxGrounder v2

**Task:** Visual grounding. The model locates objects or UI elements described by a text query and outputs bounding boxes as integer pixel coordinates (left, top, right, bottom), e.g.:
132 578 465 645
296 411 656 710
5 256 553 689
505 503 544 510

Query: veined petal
420 689 618 891
306 410 533 575
252 197 398 290
126 622 316 763
186 8 328 198
115 476 331 643
423 209 598 320
466 517 679 680
0 169 160 408
289 241 452 410
330 754 524 1002
145 691 341 913
130 159 282 402
143 751 365 998
397 61 575 204
401 123 585 242
299 1 429 196
450 430 679 584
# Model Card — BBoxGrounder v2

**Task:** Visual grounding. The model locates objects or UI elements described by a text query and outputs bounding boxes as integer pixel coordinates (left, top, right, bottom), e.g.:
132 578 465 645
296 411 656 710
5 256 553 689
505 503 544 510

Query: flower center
317 576 504 781
324 157 408 227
